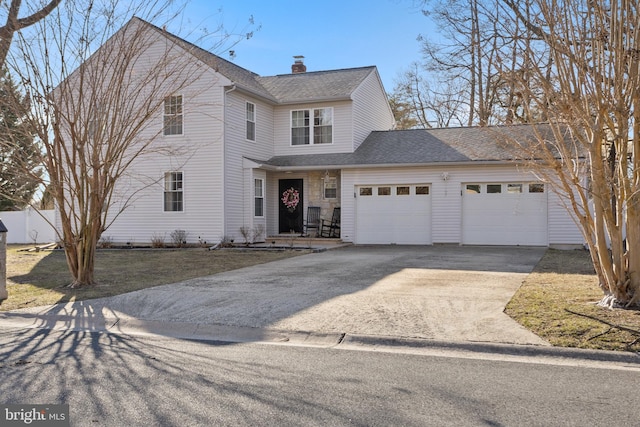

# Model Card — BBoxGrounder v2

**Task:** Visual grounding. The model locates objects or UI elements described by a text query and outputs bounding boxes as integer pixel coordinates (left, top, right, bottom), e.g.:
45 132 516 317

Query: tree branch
14 0 63 29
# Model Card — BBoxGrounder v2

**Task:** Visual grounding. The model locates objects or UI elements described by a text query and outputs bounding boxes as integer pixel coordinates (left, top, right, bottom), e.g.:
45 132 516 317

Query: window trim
290 107 333 146
246 101 256 142
323 176 337 199
254 178 264 217
163 95 183 136
163 171 184 212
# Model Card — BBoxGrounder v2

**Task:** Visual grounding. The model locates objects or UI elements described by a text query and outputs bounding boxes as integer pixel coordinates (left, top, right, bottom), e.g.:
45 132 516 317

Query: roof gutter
224 83 237 96
246 159 543 172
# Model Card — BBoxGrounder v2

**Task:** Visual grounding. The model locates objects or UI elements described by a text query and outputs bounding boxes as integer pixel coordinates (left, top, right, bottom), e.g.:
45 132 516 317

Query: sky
171 0 434 92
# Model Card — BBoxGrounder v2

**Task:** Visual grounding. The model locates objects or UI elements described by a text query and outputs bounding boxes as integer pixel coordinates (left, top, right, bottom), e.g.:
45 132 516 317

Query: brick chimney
292 55 306 73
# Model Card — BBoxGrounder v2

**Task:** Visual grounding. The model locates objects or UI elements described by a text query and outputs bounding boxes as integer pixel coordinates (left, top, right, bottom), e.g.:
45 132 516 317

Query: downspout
222 84 237 241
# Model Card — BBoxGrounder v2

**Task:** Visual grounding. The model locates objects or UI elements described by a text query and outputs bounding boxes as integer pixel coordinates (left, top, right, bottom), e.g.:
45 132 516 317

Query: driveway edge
1 312 639 366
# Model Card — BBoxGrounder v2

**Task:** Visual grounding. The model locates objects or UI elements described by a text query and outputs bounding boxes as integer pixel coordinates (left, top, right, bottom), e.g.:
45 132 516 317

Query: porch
265 169 342 238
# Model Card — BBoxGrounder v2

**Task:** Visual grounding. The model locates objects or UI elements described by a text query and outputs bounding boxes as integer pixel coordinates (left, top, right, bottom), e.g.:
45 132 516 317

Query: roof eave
255 159 533 172
276 95 353 105
228 85 353 105
228 84 279 105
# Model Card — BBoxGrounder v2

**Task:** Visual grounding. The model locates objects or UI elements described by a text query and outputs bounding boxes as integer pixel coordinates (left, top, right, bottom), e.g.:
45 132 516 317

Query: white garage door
356 184 431 244
462 182 548 245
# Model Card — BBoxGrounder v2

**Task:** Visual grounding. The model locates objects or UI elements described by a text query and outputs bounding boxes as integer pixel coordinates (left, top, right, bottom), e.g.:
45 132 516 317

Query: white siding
547 190 585 246
351 71 395 150
224 91 275 241
272 101 354 156
101 64 228 245
342 164 581 246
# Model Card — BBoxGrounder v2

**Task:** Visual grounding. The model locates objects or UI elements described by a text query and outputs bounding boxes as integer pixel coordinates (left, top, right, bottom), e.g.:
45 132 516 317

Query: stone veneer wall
306 170 341 225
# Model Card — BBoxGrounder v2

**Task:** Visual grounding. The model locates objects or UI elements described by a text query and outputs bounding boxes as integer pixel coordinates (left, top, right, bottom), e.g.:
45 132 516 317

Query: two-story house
74 17 583 247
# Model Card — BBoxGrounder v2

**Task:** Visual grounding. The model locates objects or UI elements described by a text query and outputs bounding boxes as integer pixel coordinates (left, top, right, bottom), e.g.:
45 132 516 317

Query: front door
279 179 303 233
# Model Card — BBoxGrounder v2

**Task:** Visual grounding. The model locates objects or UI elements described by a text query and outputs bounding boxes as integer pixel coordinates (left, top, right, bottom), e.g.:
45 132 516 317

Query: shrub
170 229 188 248
151 233 166 248
98 235 113 248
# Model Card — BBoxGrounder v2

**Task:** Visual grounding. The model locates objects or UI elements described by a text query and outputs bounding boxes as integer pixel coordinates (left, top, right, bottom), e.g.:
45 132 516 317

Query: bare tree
4 0 255 287
0 0 63 70
417 0 506 126
392 62 466 128
503 0 640 307
396 0 550 127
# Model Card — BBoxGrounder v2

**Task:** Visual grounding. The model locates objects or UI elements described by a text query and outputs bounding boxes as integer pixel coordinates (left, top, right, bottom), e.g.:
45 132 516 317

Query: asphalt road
1 327 639 427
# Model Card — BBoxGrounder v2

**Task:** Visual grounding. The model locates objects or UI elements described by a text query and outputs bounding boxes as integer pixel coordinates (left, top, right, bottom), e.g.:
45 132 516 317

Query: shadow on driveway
3 245 548 345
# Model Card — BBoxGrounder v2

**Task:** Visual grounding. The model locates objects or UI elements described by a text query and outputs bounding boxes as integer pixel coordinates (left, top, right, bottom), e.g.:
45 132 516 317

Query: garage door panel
462 183 547 246
356 185 431 245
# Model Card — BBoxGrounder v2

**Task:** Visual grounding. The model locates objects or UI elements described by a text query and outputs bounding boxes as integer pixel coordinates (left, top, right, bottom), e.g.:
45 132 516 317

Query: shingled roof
139 17 374 104
256 124 570 168
256 67 375 103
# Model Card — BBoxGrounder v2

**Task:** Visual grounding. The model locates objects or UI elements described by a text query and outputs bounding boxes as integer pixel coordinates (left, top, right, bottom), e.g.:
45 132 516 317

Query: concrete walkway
2 245 549 346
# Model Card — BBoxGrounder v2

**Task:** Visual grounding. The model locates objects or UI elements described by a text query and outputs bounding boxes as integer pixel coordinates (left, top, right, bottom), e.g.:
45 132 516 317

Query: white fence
0 208 58 244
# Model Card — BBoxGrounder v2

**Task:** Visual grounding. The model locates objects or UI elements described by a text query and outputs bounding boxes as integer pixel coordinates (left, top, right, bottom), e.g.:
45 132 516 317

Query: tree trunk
64 240 97 288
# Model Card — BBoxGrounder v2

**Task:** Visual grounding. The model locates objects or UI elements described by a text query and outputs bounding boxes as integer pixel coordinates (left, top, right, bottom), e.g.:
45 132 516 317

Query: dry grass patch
506 249 640 352
2 246 309 312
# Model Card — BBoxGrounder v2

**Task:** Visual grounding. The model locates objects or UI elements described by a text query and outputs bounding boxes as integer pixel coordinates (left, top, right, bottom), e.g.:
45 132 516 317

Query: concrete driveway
8 245 549 345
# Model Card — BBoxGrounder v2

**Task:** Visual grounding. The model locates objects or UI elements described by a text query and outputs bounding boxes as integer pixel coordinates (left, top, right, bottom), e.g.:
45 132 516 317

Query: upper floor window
164 171 183 212
291 107 332 145
246 102 256 141
163 95 183 136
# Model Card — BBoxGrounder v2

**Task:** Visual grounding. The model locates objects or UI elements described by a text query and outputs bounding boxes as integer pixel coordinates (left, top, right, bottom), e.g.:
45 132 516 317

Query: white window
324 177 337 199
164 172 183 212
291 108 332 145
313 108 332 144
291 110 310 145
254 178 264 217
164 95 183 135
246 102 256 141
